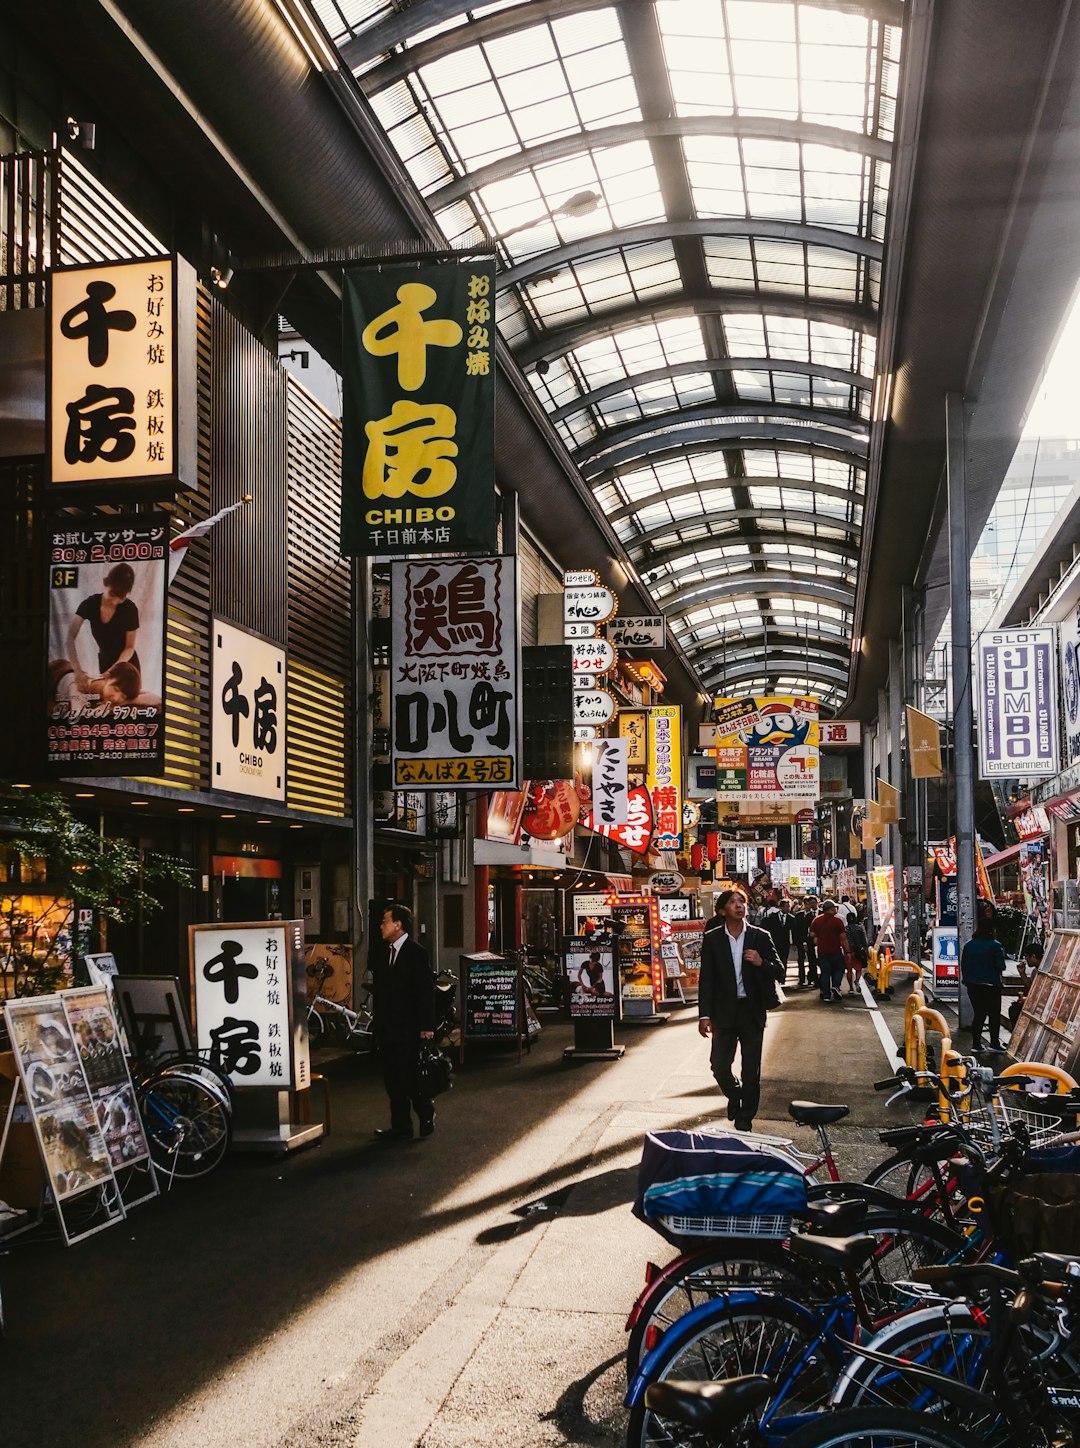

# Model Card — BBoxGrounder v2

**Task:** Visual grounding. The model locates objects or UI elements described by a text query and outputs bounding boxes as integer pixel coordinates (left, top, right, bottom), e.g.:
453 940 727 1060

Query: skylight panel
483 26 559 74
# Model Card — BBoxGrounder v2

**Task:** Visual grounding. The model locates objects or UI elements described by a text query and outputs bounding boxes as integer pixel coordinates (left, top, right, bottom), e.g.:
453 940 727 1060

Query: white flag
169 498 249 584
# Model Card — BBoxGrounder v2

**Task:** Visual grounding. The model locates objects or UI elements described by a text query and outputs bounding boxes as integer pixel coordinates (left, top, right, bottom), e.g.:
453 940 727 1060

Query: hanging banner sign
573 687 617 726
582 784 654 854
821 720 861 746
340 260 496 556
592 737 629 826
47 514 168 774
48 255 196 490
868 866 895 928
191 921 309 1090
977 628 1059 779
391 556 521 788
211 619 286 801
647 704 682 849
908 705 944 778
606 616 665 649
713 695 820 803
1061 602 1080 768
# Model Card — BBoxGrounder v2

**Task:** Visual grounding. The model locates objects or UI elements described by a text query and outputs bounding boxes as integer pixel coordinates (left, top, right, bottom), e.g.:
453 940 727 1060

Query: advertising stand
460 952 534 1063
562 936 623 1061
612 896 665 1023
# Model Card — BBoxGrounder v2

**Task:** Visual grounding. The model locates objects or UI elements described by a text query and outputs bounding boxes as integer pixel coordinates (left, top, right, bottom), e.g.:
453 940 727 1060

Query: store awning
982 843 1023 869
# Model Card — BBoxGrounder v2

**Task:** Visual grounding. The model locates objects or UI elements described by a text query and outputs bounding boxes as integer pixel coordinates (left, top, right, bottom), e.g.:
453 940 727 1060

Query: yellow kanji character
467 325 489 349
363 400 458 499
468 273 491 299
361 283 463 391
465 351 490 377
466 298 491 325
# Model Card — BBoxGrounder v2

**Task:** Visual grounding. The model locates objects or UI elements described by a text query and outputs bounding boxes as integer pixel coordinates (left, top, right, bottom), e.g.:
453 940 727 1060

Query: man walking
790 899 816 989
698 889 785 1132
810 898 848 1003
761 897 793 984
371 904 436 1142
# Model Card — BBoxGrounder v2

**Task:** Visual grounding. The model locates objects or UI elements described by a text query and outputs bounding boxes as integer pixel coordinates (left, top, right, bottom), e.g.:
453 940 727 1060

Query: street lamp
498 189 602 240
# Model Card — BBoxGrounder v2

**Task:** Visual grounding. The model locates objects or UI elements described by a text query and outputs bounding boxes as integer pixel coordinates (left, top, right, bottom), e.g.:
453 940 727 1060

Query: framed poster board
1009 929 1080 1073
111 975 194 1066
563 937 616 1020
612 896 662 1016
667 920 704 994
460 952 532 1061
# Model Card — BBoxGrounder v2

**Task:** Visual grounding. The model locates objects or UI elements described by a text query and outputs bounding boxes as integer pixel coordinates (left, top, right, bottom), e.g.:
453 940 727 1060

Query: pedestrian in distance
844 912 870 995
760 897 794 984
371 904 437 1142
961 905 1007 1054
837 894 858 925
789 900 813 989
697 888 785 1133
1008 942 1042 1027
810 899 848 1003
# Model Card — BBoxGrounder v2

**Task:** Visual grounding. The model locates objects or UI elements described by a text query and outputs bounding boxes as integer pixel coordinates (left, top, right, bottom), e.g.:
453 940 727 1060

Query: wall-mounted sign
606 616 664 649
390 556 520 788
592 737 629 826
521 780 580 840
821 720 861 747
563 569 600 588
570 638 617 676
619 709 647 768
191 921 309 1090
212 618 286 801
47 514 168 775
647 705 683 850
563 585 618 626
582 783 654 855
713 695 820 804
574 687 617 726
649 871 684 894
977 628 1059 780
341 260 497 556
48 255 196 489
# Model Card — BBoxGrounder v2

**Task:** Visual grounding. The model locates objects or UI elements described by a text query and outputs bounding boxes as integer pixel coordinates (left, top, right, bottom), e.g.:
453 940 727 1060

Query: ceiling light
74 791 95 798
221 812 237 819
178 807 195 813
256 818 272 824
132 801 149 807
11 782 32 789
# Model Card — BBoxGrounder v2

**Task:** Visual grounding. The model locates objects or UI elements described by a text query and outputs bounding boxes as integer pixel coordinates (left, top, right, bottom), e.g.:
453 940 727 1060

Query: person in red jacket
810 899 848 1004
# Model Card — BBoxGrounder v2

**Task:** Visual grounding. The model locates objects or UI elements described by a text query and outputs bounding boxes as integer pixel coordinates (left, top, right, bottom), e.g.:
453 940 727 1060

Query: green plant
0 785 193 998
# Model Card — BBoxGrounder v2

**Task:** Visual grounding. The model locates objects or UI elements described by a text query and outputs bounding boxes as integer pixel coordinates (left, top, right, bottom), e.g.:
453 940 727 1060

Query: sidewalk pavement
2 981 917 1448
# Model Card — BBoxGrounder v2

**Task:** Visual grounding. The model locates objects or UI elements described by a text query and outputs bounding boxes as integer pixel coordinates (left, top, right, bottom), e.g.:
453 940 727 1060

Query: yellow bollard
999 1062 1078 1094
906 1012 927 1073
939 1046 968 1123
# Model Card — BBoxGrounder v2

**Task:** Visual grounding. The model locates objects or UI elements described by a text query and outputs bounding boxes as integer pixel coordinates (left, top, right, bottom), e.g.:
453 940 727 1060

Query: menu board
4 994 114 1201
62 986 150 1170
1009 929 1080 1072
564 937 616 1020
667 920 705 992
462 953 520 1038
612 898 660 1012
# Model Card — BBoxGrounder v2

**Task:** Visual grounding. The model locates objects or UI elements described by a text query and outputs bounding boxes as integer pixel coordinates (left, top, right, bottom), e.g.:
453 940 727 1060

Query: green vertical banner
341 260 497 556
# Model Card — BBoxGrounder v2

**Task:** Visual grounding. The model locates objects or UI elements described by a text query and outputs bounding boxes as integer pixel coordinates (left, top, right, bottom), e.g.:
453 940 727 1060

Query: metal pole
889 637 905 954
877 685 889 867
947 392 975 1028
352 556 374 1003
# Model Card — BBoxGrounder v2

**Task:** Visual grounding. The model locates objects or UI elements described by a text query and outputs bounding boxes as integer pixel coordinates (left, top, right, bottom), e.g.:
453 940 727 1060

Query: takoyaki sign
712 695 820 804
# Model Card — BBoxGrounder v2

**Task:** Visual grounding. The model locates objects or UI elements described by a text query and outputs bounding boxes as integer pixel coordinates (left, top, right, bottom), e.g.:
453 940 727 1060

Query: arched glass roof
314 0 903 708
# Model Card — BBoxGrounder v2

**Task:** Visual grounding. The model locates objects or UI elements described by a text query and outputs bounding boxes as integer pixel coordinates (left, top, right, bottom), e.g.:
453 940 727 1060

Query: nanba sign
212 620 286 801
390 557 521 788
977 628 1059 779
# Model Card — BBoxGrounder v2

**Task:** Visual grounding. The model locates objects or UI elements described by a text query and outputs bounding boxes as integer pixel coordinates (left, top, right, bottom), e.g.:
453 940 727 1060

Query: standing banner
713 696 819 805
1021 839 1051 935
592 737 629 826
190 921 310 1091
1061 602 1080 768
977 628 1059 779
211 619 286 801
62 986 153 1180
907 705 944 778
647 705 683 849
48 256 196 490
47 514 168 773
868 866 895 928
341 261 496 556
564 937 616 1019
390 557 521 788
612 896 662 1013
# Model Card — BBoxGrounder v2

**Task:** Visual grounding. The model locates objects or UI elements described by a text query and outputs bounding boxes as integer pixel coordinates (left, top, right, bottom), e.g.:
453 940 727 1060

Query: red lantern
707 832 720 863
690 842 704 871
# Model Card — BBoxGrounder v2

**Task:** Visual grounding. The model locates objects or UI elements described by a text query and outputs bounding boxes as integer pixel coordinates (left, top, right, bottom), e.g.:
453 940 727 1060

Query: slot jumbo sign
977 628 1059 779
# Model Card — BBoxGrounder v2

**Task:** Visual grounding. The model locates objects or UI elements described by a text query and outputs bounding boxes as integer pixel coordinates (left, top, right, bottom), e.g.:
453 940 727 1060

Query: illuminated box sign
48 256 196 489
341 261 497 557
211 620 287 802
978 628 1059 779
821 720 861 747
713 695 820 804
46 515 168 775
390 556 521 789
647 704 683 850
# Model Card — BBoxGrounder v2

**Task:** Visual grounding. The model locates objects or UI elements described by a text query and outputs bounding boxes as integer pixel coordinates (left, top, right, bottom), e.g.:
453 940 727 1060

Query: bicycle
306 961 374 1050
133 1060 232 1183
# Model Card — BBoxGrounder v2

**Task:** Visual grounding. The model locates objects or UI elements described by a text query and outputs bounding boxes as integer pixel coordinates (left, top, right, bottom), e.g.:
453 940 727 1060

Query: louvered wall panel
210 302 288 643
57 150 164 264
287 659 347 816
518 530 563 648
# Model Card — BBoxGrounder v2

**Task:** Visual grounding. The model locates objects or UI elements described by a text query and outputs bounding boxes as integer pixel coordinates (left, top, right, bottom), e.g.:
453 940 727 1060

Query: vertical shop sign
390 556 521 788
592 737 629 825
211 619 286 801
647 705 682 849
48 256 196 489
191 922 308 1090
868 866 895 929
618 710 647 767
581 784 654 854
340 261 496 556
978 628 1059 779
713 695 819 804
46 514 168 774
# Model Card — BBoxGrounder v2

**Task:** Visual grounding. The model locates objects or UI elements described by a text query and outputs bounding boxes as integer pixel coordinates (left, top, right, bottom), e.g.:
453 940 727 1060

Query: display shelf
1009 928 1080 1074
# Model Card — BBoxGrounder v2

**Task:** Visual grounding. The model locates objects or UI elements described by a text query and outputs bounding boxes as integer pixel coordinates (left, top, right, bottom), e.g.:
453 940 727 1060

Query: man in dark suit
698 888 785 1132
372 904 436 1142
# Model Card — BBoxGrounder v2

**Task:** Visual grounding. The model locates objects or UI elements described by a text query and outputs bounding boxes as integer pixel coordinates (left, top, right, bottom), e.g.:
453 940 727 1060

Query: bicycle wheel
626 1241 813 1383
783 1405 983 1448
855 1211 969 1315
306 1008 324 1047
155 1059 234 1113
137 1069 232 1180
627 1295 844 1447
864 1152 964 1227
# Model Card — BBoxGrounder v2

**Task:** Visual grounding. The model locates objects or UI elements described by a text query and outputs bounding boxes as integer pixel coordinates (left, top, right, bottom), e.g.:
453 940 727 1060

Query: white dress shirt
389 931 409 964
725 925 747 998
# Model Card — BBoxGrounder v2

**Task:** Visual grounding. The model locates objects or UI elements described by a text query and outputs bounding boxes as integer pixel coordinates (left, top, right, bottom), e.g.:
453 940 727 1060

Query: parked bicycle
306 960 374 1051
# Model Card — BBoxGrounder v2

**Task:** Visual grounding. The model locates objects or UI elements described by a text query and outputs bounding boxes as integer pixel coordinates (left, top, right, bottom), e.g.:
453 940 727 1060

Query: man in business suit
698 888 785 1132
372 903 436 1142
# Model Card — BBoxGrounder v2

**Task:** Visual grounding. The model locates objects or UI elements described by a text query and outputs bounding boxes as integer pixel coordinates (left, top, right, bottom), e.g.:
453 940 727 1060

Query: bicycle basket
415 1043 453 1099
633 1129 807 1246
988 1172 1080 1258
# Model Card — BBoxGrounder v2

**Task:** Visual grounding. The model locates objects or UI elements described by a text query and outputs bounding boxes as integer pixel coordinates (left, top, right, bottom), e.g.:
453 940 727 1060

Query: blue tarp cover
633 1130 808 1236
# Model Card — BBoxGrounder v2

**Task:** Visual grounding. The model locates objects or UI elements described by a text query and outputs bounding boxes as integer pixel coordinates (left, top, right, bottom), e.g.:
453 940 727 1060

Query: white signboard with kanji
391 556 521 788
191 921 309 1090
606 616 665 649
592 737 629 826
211 619 286 801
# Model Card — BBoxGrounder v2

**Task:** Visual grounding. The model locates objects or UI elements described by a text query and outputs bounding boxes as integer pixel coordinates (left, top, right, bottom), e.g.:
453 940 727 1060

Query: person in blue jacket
960 906 1007 1053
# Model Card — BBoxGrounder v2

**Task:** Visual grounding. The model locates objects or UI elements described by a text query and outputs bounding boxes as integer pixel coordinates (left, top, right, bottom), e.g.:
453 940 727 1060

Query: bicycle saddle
789 1231 878 1273
643 1375 773 1432
803 1197 868 1236
789 1100 850 1126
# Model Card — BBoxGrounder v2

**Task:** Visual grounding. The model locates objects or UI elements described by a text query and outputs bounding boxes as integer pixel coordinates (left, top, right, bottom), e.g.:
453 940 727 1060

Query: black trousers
967 983 1003 1049
794 941 818 986
709 999 766 1122
382 1040 434 1133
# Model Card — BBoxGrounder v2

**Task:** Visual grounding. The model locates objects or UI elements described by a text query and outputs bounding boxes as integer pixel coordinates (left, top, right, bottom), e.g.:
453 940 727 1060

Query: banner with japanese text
211 619 286 801
48 256 196 490
712 695 820 804
592 737 629 826
977 628 1059 779
46 515 167 774
341 261 496 556
581 783 654 854
647 705 682 849
391 557 521 788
